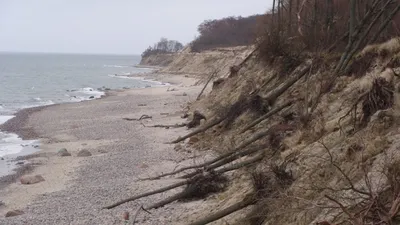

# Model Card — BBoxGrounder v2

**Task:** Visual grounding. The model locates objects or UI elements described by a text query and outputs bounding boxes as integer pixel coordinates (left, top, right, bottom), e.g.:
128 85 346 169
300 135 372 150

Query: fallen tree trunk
104 180 189 209
152 125 275 180
241 100 294 133
188 194 256 225
170 117 225 144
181 147 264 179
105 152 264 210
264 63 311 104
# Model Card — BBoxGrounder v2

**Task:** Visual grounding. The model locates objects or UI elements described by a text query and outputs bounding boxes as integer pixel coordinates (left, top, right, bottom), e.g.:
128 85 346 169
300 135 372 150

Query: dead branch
159 125 276 179
170 117 225 144
149 123 187 128
132 204 151 225
197 71 217 100
123 115 152 121
240 100 294 133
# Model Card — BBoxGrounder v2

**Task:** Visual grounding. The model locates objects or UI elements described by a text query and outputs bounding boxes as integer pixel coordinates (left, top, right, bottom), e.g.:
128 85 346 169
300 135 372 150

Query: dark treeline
141 38 184 58
190 15 262 52
258 0 400 68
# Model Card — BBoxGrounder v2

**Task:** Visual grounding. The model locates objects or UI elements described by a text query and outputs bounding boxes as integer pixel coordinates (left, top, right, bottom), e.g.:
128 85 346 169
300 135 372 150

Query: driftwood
187 111 207 128
149 123 187 129
123 115 152 121
241 100 294 133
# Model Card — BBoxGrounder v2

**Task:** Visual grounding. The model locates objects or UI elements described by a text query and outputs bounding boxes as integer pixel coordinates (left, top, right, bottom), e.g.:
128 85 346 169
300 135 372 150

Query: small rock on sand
57 148 71 157
138 104 147 107
123 212 129 220
77 149 92 157
0 201 4 207
89 96 95 99
182 92 188 96
20 175 45 185
5 210 24 217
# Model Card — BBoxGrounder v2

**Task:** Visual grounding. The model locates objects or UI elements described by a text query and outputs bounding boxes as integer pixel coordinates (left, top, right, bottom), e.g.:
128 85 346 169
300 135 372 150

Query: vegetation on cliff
141 38 183 58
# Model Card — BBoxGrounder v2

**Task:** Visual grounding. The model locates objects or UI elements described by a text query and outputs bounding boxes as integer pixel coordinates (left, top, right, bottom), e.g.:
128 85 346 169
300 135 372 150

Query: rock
5 210 24 217
174 144 183 152
123 212 129 220
20 175 45 185
105 88 111 91
167 88 177 92
0 201 5 207
145 85 151 88
0 157 4 160
57 148 71 157
32 145 39 148
138 104 147 107
15 161 24 165
182 92 188 96
89 96 95 99
77 149 92 157
188 137 200 145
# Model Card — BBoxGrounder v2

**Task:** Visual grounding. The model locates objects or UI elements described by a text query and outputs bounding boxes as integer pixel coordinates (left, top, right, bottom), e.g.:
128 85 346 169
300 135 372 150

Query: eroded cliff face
163 38 400 225
140 46 253 78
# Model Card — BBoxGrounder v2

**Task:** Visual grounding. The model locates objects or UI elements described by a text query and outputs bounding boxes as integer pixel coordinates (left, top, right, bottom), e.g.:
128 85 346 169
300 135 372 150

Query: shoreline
0 73 209 224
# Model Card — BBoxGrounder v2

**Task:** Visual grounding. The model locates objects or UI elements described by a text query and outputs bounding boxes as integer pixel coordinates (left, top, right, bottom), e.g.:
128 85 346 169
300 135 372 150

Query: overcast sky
0 0 273 55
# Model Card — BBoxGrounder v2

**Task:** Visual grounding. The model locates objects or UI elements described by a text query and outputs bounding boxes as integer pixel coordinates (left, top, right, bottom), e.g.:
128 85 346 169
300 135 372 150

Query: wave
103 64 129 68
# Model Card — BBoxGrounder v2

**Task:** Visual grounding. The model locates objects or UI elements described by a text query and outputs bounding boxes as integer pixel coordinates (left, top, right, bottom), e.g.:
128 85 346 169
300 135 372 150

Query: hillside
132 1 400 224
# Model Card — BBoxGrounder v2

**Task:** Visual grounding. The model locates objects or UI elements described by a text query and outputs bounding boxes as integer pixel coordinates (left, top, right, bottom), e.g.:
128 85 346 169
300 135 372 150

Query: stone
57 148 71 157
0 201 4 207
20 175 45 185
77 149 92 157
182 92 188 96
0 157 4 160
123 212 129 220
89 96 95 99
15 161 24 165
167 88 177 92
138 104 147 107
5 210 24 217
174 144 183 152
188 137 200 145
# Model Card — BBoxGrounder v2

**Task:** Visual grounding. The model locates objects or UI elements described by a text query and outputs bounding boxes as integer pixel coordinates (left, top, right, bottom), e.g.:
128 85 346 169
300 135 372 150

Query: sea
0 52 159 175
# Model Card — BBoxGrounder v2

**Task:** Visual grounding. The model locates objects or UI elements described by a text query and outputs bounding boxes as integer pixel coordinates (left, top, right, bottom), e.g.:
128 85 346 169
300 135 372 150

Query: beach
0 74 215 224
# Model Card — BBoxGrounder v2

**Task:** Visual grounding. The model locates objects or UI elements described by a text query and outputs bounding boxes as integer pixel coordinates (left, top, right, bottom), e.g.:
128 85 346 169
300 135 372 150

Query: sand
0 74 217 225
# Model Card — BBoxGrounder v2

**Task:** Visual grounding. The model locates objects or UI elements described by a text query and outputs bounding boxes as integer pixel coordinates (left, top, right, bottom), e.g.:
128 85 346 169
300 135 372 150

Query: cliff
151 38 400 225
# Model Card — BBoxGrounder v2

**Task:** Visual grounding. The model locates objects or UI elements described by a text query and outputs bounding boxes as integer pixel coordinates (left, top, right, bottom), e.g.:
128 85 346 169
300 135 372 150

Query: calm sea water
0 52 157 160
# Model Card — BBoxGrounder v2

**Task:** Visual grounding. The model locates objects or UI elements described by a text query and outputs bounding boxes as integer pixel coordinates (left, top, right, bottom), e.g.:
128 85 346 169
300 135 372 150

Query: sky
0 0 273 55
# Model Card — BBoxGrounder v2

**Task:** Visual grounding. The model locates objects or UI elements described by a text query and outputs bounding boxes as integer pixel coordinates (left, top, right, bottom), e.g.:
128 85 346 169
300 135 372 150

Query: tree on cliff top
141 38 183 58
